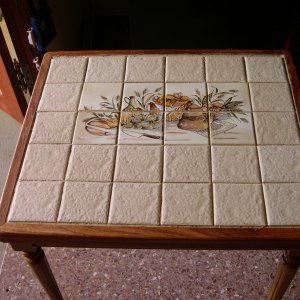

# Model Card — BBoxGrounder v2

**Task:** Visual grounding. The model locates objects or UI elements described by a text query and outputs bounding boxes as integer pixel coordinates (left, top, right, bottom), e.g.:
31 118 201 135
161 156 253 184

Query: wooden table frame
0 50 300 300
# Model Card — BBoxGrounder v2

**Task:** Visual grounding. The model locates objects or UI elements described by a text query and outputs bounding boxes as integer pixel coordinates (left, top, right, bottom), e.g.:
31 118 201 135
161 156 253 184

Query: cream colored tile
164 146 210 182
214 184 266 226
125 56 164 82
166 55 205 82
19 144 70 181
46 56 87 83
161 183 212 225
30 112 76 144
38 83 82 111
249 83 294 111
8 181 63 222
79 83 122 111
264 183 300 225
206 55 246 82
58 182 111 223
245 56 287 82
210 112 255 145
85 56 125 82
66 145 116 181
109 183 160 225
212 146 260 183
114 145 162 182
254 112 300 145
73 111 119 145
207 83 252 111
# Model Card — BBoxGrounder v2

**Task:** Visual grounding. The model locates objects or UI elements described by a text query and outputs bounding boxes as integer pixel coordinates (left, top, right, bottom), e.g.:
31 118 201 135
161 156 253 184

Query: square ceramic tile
46 56 88 83
164 111 209 144
66 145 116 181
165 83 207 111
206 55 246 82
79 83 122 111
85 56 125 82
210 112 255 145
30 112 76 144
207 83 252 112
19 144 70 181
8 181 63 222
38 83 82 111
125 56 164 82
164 146 210 182
263 183 300 225
253 112 300 145
211 146 260 183
108 183 160 225
166 55 205 82
73 111 119 145
122 83 164 111
214 184 266 226
249 83 295 112
258 146 300 182
119 112 163 144
57 182 111 223
245 56 287 82
161 183 212 225
114 145 162 182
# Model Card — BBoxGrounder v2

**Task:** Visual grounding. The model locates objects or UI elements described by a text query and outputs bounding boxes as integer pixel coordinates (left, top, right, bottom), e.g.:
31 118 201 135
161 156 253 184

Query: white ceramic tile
249 83 295 111
79 83 122 111
58 182 111 223
212 146 260 183
214 184 266 226
207 83 252 112
245 56 287 82
114 145 162 182
253 112 300 145
164 146 210 182
119 112 163 144
30 112 76 144
109 183 161 225
161 183 212 225
85 56 125 82
206 55 246 82
258 146 300 182
66 145 116 181
264 183 300 225
38 83 82 111
210 112 255 145
125 56 164 82
8 181 63 222
166 55 205 82
73 111 119 145
19 144 70 181
122 83 164 111
46 56 87 83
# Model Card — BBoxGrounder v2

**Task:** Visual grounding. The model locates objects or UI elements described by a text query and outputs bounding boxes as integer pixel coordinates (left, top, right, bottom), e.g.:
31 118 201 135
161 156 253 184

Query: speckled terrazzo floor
0 247 299 300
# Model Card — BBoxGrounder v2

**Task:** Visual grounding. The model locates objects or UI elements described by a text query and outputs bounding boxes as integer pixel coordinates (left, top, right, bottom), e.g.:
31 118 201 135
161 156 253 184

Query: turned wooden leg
267 250 300 300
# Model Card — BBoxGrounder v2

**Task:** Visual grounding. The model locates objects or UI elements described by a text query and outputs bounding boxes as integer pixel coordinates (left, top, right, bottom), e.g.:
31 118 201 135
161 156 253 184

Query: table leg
267 250 300 300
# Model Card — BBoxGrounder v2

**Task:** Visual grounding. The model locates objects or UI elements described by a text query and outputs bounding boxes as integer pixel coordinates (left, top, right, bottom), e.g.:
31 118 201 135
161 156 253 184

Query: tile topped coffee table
0 50 300 300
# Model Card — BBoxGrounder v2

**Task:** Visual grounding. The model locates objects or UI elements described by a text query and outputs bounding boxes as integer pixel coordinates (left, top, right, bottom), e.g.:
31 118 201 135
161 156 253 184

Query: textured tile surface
30 112 76 144
114 145 162 182
164 146 210 182
212 146 260 183
214 184 266 226
8 181 62 222
109 183 160 225
58 182 111 223
254 112 300 145
161 183 212 225
66 145 116 181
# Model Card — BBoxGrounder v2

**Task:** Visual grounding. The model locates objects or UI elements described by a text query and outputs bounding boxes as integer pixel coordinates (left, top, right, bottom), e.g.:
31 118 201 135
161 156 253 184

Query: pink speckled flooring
0 246 299 300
